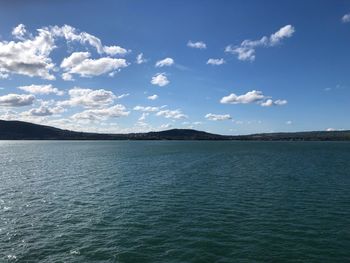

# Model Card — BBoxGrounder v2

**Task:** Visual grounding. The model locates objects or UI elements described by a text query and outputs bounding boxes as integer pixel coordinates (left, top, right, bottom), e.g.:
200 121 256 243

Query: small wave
7 255 17 260
70 250 80 255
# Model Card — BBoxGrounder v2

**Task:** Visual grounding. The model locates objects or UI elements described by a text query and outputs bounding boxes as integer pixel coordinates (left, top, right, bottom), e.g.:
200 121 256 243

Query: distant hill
0 120 226 140
233 131 350 141
1 119 350 141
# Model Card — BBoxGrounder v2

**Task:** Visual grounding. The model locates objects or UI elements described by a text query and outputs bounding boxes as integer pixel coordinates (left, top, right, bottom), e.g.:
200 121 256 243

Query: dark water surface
1 141 350 262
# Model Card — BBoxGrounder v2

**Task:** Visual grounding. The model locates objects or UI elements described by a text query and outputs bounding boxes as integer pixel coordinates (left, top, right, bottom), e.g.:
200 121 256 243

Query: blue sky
0 0 349 134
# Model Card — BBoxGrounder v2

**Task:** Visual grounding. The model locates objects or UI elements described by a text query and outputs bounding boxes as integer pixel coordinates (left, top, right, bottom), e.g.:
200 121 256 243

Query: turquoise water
1 141 350 262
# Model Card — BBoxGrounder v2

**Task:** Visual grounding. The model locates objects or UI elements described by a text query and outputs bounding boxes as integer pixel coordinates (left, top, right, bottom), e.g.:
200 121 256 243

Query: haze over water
1 141 350 262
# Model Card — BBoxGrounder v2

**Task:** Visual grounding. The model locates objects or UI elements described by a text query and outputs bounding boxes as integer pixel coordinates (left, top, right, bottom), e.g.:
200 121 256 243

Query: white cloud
225 25 295 61
187 40 207 49
260 99 274 107
12 24 27 40
0 27 56 80
71 104 129 121
155 57 174 67
225 45 257 61
220 90 265 104
60 52 128 78
136 53 147 64
207 58 225 65
133 105 160 112
260 99 288 107
18 84 64 96
147 94 158 100
205 113 232 121
0 94 35 107
0 73 9 79
51 25 128 56
117 93 129 99
138 112 149 121
61 51 90 68
103 45 128 56
326 128 343 132
0 109 49 124
342 13 350 23
62 72 73 81
274 99 288 106
0 24 131 80
156 109 187 119
23 105 64 116
286 120 292 125
151 73 169 87
25 107 53 117
220 90 287 107
269 25 295 46
58 87 116 108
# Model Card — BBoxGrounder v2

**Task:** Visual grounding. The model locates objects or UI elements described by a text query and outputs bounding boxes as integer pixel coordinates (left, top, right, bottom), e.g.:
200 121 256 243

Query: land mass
1 120 350 141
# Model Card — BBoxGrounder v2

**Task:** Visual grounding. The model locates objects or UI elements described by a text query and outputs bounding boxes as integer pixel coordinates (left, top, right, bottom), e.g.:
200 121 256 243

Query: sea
1 141 349 262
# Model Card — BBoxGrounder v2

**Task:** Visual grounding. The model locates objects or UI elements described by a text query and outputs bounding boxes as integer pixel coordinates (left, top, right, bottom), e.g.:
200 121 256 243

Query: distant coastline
1 120 350 141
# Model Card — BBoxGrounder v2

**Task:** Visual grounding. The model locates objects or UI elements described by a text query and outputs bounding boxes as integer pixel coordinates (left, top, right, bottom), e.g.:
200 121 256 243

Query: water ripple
1 141 350 262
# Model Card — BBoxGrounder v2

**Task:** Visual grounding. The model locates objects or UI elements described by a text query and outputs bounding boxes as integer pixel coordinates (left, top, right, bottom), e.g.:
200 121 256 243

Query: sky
0 0 349 135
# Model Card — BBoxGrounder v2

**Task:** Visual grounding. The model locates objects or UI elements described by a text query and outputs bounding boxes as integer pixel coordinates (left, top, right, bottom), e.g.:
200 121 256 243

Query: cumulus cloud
0 94 35 107
0 24 131 80
0 27 56 80
12 24 27 40
71 104 129 121
58 87 116 108
205 113 232 121
225 46 256 61
103 46 128 56
60 52 128 78
27 108 52 117
220 90 287 107
155 57 174 67
151 73 169 87
261 99 288 107
136 53 147 64
225 25 295 61
342 13 350 23
18 84 64 96
207 58 225 65
156 109 187 119
187 40 206 49
61 73 72 81
23 105 64 116
61 52 90 68
147 94 158 100
220 90 265 104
